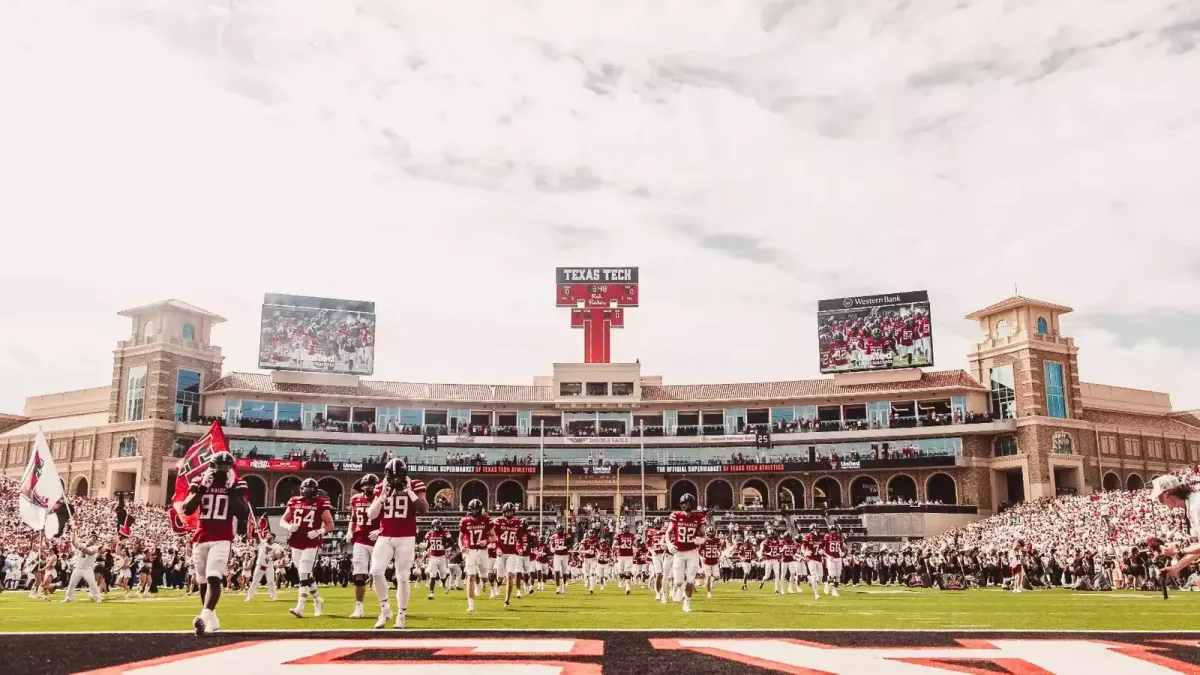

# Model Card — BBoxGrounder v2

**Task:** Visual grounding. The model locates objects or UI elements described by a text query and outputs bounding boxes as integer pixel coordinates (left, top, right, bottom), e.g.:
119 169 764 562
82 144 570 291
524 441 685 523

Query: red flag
168 421 234 533
259 513 270 538
246 512 258 541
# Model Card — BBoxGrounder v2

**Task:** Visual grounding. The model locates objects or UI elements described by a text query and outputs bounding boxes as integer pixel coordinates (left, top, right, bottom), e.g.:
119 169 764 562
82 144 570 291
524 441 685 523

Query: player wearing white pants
291 546 318 579
63 535 102 603
672 550 700 588
786 561 800 593
426 555 449 583
761 559 781 592
825 556 843 597
194 541 232 581
806 558 824 598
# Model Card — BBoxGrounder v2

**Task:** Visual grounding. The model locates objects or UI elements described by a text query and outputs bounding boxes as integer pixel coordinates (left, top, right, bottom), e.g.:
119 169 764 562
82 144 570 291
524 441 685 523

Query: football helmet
431 519 442 531
383 458 408 489
357 474 379 494
679 493 697 512
809 524 819 534
502 502 516 517
209 451 235 471
467 499 484 516
556 524 565 535
299 478 319 499
783 532 794 541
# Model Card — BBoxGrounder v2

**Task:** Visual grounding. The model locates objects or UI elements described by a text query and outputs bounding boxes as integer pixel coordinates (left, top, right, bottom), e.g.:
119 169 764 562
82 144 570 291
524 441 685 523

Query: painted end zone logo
75 638 1200 675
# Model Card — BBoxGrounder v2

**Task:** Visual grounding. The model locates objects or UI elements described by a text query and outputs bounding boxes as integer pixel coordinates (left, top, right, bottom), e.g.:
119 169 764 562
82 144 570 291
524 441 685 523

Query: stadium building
3 293 1200 540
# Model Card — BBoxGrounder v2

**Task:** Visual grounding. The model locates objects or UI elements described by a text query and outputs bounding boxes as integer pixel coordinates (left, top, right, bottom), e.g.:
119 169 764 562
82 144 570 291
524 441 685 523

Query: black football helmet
705 527 715 538
299 478 318 499
209 451 235 471
809 524 819 534
831 523 841 534
467 498 484 516
431 519 442 530
679 493 697 512
556 524 565 535
357 474 379 494
503 502 516 517
383 458 408 489
783 532 794 541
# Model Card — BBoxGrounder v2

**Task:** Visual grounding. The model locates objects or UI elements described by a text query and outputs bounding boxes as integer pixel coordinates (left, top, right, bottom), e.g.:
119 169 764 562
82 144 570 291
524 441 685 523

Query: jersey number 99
382 494 409 519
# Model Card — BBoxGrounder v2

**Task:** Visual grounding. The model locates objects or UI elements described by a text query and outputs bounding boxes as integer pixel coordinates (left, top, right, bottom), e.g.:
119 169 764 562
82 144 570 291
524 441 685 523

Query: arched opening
317 477 344 509
887 475 918 503
777 478 805 509
427 480 453 510
741 478 769 508
1102 472 1121 491
72 476 89 498
274 476 301 505
461 480 488 509
813 477 842 508
926 473 957 504
1037 316 1048 334
705 479 734 510
242 475 267 510
497 481 525 509
670 480 699 509
1127 474 1144 490
850 476 879 506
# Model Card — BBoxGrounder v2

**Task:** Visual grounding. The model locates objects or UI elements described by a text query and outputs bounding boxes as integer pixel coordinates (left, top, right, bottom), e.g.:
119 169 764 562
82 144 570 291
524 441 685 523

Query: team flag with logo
18 428 65 537
168 421 235 533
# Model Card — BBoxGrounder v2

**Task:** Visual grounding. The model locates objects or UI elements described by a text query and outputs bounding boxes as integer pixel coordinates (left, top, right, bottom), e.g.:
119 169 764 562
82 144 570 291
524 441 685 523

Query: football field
3 582 1199 632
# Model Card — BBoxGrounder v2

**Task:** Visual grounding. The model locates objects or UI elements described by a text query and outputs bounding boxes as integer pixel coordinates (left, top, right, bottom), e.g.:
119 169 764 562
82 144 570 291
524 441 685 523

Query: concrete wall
23 387 111 419
862 511 982 539
1081 382 1173 415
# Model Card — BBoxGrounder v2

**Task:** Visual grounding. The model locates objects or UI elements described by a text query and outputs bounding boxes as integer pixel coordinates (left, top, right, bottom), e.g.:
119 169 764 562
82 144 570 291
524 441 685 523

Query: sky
1 0 1199 414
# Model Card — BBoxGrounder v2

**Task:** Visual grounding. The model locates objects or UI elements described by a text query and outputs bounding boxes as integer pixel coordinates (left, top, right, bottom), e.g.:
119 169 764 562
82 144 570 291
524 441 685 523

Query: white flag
18 428 65 537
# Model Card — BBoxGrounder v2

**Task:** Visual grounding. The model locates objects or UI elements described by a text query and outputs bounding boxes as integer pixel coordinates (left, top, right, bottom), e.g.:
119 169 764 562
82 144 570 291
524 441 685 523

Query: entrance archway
777 478 805 509
850 476 879 506
926 473 957 504
705 479 734 509
670 480 699 509
497 480 525 509
1127 474 1144 490
461 480 488 509
274 476 301 505
72 476 89 498
317 477 344 509
427 480 453 510
813 477 842 508
741 478 769 508
1102 472 1121 491
242 475 267 510
887 474 917 503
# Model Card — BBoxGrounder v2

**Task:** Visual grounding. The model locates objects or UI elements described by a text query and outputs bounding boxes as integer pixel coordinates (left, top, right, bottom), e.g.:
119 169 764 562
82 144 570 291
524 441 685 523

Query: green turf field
1 583 1195 632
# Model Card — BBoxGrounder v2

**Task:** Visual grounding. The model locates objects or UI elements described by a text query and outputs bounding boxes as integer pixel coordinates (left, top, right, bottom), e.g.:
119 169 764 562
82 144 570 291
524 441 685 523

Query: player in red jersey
645 520 669 602
699 528 726 599
634 538 651 588
736 535 756 591
596 539 613 591
174 451 248 636
424 519 452 600
458 498 493 612
802 525 825 599
346 474 380 619
665 493 706 613
280 477 334 620
759 530 783 594
549 524 572 594
614 523 636 594
780 532 799 594
366 458 428 628
580 525 601 594
823 524 845 597
492 502 527 608
534 536 551 592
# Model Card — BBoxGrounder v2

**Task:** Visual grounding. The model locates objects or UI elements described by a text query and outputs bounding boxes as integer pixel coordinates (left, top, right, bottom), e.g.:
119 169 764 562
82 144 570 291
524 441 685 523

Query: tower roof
964 295 1073 321
117 299 226 324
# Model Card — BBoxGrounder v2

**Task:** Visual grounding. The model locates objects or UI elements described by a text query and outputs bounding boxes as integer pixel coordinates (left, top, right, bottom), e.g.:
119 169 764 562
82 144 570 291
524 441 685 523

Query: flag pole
539 421 545 536
639 421 646 522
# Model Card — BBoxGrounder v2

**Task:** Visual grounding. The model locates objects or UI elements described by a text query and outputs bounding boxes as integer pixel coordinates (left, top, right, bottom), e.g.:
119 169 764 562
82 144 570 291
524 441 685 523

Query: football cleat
349 607 365 619
288 607 304 619
374 608 393 629
393 612 406 629
313 596 324 617
193 616 207 637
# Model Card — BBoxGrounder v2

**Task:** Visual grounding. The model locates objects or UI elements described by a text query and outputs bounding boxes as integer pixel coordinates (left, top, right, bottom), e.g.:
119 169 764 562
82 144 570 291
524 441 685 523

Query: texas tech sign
87 636 1200 674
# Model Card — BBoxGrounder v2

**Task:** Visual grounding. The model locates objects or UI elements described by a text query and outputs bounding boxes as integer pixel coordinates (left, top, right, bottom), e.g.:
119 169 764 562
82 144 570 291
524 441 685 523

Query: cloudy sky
1 0 1198 414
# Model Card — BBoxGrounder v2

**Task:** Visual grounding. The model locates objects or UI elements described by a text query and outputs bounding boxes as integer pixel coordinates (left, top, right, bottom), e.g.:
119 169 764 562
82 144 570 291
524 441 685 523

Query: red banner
169 421 233 533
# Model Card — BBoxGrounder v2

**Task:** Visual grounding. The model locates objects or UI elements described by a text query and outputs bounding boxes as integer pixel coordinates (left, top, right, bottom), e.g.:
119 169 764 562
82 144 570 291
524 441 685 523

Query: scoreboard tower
555 267 639 364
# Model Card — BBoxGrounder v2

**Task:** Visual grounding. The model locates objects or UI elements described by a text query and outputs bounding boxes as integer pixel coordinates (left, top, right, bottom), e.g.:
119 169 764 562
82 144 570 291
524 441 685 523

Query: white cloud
1 0 1198 411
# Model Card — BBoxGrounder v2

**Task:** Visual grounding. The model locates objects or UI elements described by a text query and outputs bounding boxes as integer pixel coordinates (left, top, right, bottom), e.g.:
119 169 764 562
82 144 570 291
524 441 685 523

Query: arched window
182 323 196 341
118 437 137 458
143 321 156 339
996 319 1011 339
1036 317 1048 334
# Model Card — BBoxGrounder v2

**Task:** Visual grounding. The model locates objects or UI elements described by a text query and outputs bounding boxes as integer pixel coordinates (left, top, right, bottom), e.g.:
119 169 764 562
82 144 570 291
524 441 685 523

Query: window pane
1045 362 1067 418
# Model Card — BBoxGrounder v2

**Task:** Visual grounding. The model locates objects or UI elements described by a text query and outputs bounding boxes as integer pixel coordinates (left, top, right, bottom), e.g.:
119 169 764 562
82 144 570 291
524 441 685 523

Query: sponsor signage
234 458 304 471
655 463 786 474
835 459 861 470
409 465 537 475
565 436 635 446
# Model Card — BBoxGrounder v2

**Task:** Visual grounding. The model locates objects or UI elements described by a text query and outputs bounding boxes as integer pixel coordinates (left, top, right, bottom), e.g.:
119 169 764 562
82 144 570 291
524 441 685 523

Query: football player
780 532 799 594
823 524 845 597
580 525 601 594
175 451 248 636
645 519 668 602
614 524 636 594
424 519 452 599
802 525 825 599
458 498 493 612
759 529 782 594
345 474 380 618
549 524 572 594
493 503 526 608
699 528 725 599
280 477 334 619
664 493 706 613
366 458 428 628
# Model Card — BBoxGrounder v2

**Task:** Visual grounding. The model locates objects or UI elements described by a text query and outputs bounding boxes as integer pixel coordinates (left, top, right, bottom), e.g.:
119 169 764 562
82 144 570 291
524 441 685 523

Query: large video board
817 291 934 374
258 294 376 375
